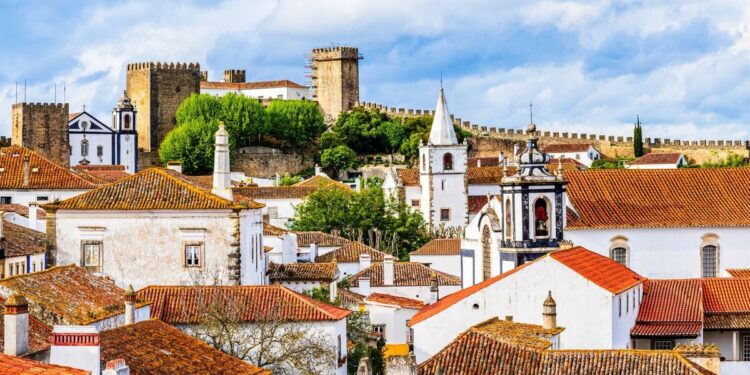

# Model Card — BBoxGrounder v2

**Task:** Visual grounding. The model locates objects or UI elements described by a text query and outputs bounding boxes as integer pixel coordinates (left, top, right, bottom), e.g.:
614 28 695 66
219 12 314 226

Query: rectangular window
277 94 283 99
0 197 11 204
440 209 450 221
743 334 750 361
702 246 718 277
618 296 622 317
97 145 104 157
36 196 49 202
184 243 203 268
652 340 675 350
411 199 420 208
406 320 414 344
441 180 446 190
267 207 279 219
373 324 386 338
82 241 102 272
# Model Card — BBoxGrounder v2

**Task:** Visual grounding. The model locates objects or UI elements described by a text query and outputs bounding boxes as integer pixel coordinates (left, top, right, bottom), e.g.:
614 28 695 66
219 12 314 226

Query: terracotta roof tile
316 241 387 263
100 319 269 375
294 175 351 190
268 262 338 282
201 79 307 90
396 169 419 186
727 269 750 278
411 238 461 256
72 164 131 184
550 247 645 294
397 162 579 187
365 292 426 309
233 186 317 199
0 354 88 375
630 152 683 165
0 146 97 190
295 231 350 247
263 222 289 236
348 262 460 288
0 265 150 326
138 285 350 323
468 196 489 214
1 220 45 257
703 313 750 330
542 142 593 153
632 279 703 338
48 168 261 210
0 204 46 219
701 278 750 313
566 168 750 229
337 289 365 308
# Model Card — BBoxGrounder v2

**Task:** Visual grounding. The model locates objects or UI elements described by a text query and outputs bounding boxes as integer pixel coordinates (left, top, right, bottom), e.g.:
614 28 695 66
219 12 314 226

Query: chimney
383 255 395 286
211 123 232 200
329 259 338 303
166 161 182 174
543 290 557 330
28 203 38 231
359 277 371 296
429 272 439 304
22 156 30 187
476 159 481 167
124 285 136 325
50 325 101 375
4 294 29 356
505 315 513 322
673 343 720 375
359 253 371 271
310 243 319 262
275 172 280 187
103 359 130 375
314 164 322 176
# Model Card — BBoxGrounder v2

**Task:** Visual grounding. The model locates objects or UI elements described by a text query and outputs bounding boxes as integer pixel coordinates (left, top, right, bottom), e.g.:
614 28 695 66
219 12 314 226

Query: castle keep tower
311 46 362 122
11 102 70 165
125 62 200 152
223 69 246 83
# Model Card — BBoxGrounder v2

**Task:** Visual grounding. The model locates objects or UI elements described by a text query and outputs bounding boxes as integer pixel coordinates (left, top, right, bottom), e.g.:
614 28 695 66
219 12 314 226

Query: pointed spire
428 88 458 146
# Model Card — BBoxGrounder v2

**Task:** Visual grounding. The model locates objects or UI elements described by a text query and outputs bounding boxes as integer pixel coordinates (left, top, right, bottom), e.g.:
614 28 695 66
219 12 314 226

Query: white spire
428 88 458 146
212 123 232 200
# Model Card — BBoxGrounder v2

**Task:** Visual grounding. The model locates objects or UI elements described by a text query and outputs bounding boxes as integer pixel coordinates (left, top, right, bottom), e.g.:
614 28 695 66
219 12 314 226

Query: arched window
533 198 549 238
81 139 89 157
482 226 492 281
443 153 453 171
701 234 719 278
610 236 630 267
504 199 512 241
123 114 131 129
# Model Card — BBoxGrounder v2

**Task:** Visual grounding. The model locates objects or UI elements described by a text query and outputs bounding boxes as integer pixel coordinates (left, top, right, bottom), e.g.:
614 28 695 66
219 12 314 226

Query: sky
1 0 750 140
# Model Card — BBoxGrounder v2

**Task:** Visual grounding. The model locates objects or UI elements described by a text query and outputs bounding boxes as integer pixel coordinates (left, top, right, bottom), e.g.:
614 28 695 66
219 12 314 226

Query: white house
268 261 338 298
542 143 600 167
43 125 267 289
68 91 138 173
408 246 645 364
409 238 461 277
0 218 46 278
627 152 687 169
363 292 425 348
295 231 350 262
263 223 297 264
0 145 98 206
201 75 310 100
139 284 350 375
316 241 388 278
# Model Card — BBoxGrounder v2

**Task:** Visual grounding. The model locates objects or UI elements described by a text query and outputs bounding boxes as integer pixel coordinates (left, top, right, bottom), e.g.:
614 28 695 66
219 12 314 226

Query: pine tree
633 115 644 158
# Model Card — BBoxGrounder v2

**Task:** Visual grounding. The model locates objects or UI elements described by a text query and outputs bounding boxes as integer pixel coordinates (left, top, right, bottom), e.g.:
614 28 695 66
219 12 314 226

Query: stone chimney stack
166 161 182 174
50 325 101 375
3 294 29 356
124 284 136 325
211 123 232 201
543 290 557 330
103 359 131 375
359 276 371 296
310 243 319 262
429 272 439 304
28 203 37 231
22 156 30 187
383 255 395 286
359 253 371 271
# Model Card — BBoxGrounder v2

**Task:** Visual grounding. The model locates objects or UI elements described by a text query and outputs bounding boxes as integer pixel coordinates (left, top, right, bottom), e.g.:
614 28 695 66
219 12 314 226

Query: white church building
68 91 138 172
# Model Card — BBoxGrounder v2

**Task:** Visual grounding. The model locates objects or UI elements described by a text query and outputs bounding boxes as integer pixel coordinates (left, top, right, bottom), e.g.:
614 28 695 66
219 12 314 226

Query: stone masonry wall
311 47 360 122
11 103 71 165
137 150 313 178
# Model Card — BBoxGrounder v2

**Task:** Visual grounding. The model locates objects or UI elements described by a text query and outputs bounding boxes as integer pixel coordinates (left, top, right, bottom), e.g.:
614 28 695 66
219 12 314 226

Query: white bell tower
112 91 138 172
419 89 468 228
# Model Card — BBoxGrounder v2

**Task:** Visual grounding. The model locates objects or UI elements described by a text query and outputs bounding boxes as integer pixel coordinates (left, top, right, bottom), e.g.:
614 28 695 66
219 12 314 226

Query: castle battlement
12 102 68 109
126 62 200 71
312 46 360 60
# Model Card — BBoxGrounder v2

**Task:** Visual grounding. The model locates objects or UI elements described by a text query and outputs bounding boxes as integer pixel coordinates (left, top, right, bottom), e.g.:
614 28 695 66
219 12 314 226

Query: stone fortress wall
356 101 749 164
11 102 71 165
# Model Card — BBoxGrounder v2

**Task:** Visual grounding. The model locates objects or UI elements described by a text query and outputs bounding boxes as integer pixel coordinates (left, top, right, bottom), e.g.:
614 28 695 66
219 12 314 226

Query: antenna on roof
54 82 57 103
63 81 66 103
529 99 534 124
24 80 26 103
440 71 443 89
15 82 17 104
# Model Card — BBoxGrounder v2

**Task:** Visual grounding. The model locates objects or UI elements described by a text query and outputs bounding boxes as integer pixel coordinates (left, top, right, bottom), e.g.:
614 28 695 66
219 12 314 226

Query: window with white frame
81 241 102 272
701 245 718 277
373 324 386 338
611 247 627 266
184 243 203 268
609 236 630 267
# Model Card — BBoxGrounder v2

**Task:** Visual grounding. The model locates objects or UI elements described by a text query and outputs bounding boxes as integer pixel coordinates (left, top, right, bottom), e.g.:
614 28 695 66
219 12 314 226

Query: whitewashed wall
351 284 461 305
0 189 90 206
202 87 310 100
254 197 302 228
366 303 420 344
409 254 460 277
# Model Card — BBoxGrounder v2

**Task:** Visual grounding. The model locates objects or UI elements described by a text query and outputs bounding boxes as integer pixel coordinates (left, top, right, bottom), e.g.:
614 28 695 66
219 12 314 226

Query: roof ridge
0 263 74 283
2 145 98 188
277 285 342 320
151 168 238 206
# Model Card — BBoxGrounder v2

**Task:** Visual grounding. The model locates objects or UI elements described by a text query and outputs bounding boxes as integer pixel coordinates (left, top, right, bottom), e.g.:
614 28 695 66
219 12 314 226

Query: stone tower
223 69 246 83
311 46 361 122
11 102 71 165
125 62 201 153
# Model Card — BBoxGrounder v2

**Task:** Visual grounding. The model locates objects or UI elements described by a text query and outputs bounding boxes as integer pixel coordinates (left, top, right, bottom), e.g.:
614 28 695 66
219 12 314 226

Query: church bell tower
112 91 138 172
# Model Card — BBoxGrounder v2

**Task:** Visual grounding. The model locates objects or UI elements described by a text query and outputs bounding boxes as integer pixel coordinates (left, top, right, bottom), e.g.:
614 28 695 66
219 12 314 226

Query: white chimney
359 253 372 271
275 172 280 187
3 294 29 356
166 161 182 174
310 243 319 262
28 203 37 231
476 159 481 167
314 164 322 176
211 123 232 201
359 277 371 296
103 359 130 375
124 285 136 325
50 325 100 375
383 255 395 286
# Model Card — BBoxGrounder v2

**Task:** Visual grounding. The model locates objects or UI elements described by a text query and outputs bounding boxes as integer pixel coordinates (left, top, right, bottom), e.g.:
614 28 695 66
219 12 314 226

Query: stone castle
310 46 362 122
11 102 71 165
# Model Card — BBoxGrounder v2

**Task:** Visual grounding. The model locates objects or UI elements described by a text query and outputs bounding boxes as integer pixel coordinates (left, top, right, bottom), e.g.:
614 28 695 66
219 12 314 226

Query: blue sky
1 0 750 140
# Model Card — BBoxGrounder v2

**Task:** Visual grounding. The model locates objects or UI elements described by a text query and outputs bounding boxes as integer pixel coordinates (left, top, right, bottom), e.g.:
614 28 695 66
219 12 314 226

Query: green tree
159 119 223 175
378 121 406 158
278 173 303 186
633 115 644 158
320 131 345 150
267 100 326 149
702 152 746 168
321 145 357 178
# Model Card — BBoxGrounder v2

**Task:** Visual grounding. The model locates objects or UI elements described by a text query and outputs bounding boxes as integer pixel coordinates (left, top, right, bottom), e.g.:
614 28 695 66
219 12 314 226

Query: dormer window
443 153 453 171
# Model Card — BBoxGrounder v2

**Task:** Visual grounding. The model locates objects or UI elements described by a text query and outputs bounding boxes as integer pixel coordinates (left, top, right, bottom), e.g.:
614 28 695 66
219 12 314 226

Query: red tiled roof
316 241 387 263
542 142 593 153
48 168 261 210
396 169 419 186
630 152 683 165
138 285 350 323
366 293 426 309
295 231 350 247
201 79 307 90
263 222 289 236
550 247 645 294
2 220 46 257
233 186 317 199
631 279 703 338
100 319 269 375
268 262 338 282
727 269 750 278
397 162 579 187
0 265 150 326
701 278 750 314
411 238 461 256
0 353 88 375
566 168 750 229
338 289 365 307
467 166 505 184
348 262 460 288
468 195 491 215
72 164 131 184
0 146 97 190
294 175 351 190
